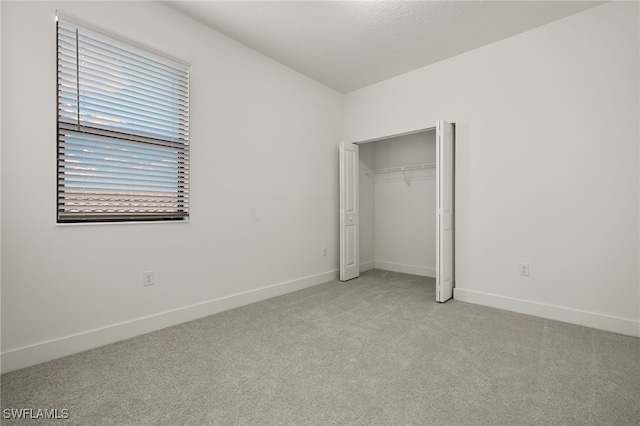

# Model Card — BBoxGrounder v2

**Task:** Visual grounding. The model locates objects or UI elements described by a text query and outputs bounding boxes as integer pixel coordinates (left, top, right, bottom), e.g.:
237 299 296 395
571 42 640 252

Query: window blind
57 18 190 222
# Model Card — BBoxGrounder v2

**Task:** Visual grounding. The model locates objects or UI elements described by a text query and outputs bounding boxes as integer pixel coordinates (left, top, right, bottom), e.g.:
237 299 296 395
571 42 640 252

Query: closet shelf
365 163 435 175
375 176 436 184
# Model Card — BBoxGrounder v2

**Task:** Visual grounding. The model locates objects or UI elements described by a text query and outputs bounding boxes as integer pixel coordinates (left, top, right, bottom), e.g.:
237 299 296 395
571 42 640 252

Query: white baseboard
454 288 640 337
374 261 435 278
360 261 375 272
1 270 339 374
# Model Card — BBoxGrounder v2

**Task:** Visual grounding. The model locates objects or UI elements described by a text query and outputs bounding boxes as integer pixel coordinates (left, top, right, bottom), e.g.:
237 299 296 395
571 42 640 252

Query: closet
359 130 437 278
339 121 454 302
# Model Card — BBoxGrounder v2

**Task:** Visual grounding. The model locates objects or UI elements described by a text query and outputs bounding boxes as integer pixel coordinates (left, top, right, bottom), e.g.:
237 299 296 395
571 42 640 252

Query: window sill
56 219 191 227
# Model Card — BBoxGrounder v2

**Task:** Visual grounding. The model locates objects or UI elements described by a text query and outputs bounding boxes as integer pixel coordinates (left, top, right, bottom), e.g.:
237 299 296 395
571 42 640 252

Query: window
57 17 190 223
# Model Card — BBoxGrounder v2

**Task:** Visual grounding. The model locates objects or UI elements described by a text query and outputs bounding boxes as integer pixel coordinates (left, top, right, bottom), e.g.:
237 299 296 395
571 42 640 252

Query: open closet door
339 141 360 281
436 120 454 302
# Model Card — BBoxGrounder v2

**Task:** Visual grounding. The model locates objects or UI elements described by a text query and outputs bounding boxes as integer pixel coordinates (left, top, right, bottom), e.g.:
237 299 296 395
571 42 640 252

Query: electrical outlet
519 263 530 276
143 270 155 287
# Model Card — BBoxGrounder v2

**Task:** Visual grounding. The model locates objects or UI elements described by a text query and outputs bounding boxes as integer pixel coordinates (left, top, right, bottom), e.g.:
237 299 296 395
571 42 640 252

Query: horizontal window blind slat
61 89 189 124
60 204 188 212
71 64 188 101
59 205 190 213
77 106 185 137
59 124 189 149
76 93 189 127
60 192 189 199
76 112 182 140
73 93 188 125
59 165 187 181
76 77 188 115
77 76 189 111
59 182 187 194
57 46 77 59
59 151 190 169
77 42 190 80
58 78 78 89
59 146 189 166
59 147 187 166
77 45 189 89
59 165 189 180
60 160 188 175
77 63 189 105
59 202 189 211
59 150 188 176
59 203 190 212
76 80 188 121
58 38 77 51
58 188 189 198
77 52 189 90
59 209 190 216
59 204 189 212
58 57 77 71
60 186 188 199
59 177 187 191
60 152 188 169
78 31 190 75
57 213 189 222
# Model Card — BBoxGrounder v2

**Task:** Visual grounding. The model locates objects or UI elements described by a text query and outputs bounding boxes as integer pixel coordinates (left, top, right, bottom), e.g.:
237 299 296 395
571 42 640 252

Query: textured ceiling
165 1 604 94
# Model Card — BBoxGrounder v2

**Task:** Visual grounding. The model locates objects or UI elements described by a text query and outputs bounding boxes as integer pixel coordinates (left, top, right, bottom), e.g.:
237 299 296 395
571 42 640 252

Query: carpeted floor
1 269 639 425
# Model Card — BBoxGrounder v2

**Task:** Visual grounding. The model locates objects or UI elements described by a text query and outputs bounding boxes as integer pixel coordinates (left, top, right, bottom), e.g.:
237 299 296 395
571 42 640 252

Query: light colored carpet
2 269 639 425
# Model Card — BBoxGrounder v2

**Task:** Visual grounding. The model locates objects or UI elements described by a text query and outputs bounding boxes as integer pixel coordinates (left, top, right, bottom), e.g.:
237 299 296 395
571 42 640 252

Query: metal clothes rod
374 176 436 184
365 163 436 175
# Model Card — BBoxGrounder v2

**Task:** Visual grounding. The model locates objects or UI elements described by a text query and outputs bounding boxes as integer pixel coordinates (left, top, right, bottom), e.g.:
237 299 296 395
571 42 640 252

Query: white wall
1 1 343 372
345 2 640 336
371 132 436 276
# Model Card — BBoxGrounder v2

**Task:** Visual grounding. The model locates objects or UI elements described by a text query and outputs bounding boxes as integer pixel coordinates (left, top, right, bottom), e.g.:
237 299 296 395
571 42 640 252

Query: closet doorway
339 120 454 302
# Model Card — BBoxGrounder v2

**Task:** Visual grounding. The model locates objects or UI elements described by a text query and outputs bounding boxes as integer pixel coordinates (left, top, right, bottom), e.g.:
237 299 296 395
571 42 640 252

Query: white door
436 120 454 302
339 141 360 281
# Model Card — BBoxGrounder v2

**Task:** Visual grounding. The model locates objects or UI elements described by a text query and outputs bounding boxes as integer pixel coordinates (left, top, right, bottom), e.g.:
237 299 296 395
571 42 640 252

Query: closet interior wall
359 130 437 277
